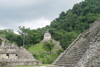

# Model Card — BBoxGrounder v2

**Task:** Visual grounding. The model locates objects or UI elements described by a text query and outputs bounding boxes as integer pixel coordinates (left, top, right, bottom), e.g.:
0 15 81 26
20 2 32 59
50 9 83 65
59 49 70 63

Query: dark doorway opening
6 54 9 58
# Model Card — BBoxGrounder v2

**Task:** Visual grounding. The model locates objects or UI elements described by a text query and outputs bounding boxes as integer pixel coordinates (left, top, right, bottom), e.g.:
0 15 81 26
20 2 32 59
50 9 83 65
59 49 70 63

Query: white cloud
0 0 37 6
13 17 51 34
18 17 51 29
0 27 7 30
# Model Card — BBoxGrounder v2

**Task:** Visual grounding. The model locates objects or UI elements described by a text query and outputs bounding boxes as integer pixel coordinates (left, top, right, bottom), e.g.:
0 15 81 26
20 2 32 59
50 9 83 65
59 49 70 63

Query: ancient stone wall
74 38 100 67
52 39 61 49
0 59 42 66
0 37 42 66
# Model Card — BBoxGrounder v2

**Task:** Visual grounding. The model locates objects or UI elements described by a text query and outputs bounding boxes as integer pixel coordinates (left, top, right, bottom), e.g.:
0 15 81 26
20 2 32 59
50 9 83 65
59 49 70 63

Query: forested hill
51 0 99 33
0 0 100 50
37 0 100 49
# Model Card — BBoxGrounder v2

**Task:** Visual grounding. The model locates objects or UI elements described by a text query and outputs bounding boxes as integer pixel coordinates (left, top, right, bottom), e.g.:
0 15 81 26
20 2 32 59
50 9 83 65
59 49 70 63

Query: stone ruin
52 16 100 67
41 30 52 42
41 30 61 50
0 37 42 66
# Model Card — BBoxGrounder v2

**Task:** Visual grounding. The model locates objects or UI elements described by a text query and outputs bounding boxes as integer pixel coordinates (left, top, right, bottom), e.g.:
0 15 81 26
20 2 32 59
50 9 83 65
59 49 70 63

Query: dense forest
0 0 100 50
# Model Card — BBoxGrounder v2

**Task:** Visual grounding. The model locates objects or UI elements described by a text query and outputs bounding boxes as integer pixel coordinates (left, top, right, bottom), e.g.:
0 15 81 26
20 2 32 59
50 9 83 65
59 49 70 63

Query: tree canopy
42 41 55 53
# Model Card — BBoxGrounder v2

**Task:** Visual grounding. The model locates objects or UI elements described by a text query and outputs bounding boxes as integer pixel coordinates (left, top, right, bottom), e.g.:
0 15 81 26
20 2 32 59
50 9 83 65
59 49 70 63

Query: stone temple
52 15 100 67
41 30 61 50
0 37 41 66
41 30 51 42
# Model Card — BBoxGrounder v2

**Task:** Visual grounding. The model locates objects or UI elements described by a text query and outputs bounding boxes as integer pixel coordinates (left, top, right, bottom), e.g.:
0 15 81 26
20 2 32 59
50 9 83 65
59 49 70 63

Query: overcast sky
0 0 84 34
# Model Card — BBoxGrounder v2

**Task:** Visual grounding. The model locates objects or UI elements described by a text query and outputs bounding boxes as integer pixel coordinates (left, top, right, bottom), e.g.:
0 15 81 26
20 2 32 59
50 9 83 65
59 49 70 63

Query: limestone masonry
0 37 42 66
41 30 61 50
42 30 51 42
52 15 100 67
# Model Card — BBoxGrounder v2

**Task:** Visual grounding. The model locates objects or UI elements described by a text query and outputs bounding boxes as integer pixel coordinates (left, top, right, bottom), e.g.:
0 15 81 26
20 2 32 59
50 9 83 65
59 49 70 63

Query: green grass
28 43 58 52
29 43 46 52
0 34 6 37
33 53 58 64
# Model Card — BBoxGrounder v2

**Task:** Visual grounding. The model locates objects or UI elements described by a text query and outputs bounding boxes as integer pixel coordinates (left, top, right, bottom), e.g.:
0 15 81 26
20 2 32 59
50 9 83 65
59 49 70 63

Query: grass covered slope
0 34 6 37
29 43 59 52
29 43 45 52
28 43 60 64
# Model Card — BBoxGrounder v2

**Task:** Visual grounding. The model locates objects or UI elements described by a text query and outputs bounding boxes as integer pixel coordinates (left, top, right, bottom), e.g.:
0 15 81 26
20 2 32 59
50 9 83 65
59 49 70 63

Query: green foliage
42 41 55 53
24 44 32 50
0 40 2 45
18 26 30 46
33 53 39 59
4 26 42 48
33 53 58 64
57 48 64 55
17 26 42 47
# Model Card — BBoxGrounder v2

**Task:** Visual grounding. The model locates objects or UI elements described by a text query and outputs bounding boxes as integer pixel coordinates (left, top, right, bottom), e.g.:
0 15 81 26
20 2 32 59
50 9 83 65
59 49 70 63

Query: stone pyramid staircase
52 17 100 67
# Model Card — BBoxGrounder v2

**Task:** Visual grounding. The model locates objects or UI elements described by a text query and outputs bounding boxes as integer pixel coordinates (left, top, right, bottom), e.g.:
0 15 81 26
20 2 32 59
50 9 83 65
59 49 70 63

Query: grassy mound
28 43 60 64
29 43 46 52
28 43 58 53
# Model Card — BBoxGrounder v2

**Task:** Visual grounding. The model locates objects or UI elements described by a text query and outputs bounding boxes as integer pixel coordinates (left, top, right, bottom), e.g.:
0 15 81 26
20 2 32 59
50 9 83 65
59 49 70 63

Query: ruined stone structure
41 30 51 42
52 16 100 67
0 37 42 66
41 30 61 49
